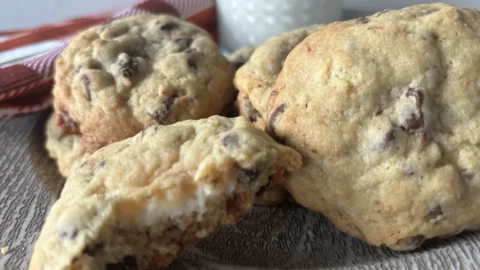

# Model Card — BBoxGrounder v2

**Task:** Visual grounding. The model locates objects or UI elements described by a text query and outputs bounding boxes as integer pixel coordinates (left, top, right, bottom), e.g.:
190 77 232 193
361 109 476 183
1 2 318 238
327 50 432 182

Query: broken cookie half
30 116 301 270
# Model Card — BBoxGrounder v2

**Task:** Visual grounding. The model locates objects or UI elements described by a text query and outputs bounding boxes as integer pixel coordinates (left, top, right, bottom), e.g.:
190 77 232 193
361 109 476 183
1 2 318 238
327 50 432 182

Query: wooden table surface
3 112 480 270
0 112 63 270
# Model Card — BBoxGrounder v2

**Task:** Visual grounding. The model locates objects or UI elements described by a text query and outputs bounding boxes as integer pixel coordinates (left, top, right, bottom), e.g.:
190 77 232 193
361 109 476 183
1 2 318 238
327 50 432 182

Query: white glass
217 0 343 52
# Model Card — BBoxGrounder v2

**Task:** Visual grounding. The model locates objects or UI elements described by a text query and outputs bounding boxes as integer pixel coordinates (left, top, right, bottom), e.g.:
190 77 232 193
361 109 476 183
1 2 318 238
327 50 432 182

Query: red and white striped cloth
0 0 216 118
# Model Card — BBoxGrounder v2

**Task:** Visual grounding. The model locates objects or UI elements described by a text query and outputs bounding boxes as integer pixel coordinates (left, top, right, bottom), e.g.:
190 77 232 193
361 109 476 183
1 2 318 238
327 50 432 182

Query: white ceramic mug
217 0 343 52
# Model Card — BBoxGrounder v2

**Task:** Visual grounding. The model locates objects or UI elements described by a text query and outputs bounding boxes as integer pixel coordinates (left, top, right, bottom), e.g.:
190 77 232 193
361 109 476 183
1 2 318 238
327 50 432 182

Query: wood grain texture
0 112 64 270
1 112 480 270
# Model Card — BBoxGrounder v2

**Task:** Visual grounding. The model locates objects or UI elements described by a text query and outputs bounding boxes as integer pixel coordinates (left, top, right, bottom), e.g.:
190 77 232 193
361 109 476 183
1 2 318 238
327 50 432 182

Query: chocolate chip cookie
30 116 302 269
53 15 235 152
45 113 88 177
233 28 320 205
234 25 322 130
269 3 480 250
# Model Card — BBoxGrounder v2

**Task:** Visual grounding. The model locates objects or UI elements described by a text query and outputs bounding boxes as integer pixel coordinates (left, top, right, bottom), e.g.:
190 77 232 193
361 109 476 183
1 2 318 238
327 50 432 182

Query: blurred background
2 0 480 57
2 0 480 31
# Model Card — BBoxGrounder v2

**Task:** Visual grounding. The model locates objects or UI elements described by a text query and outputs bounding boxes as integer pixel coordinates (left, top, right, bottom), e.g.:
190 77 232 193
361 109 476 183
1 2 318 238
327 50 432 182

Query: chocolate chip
82 74 92 101
402 88 425 132
267 104 287 143
403 113 423 131
357 17 369 24
149 95 177 125
57 113 80 134
58 114 77 129
239 168 259 183
119 57 139 78
461 169 474 181
60 228 78 239
406 88 424 108
187 58 197 69
425 204 443 220
105 256 138 270
222 133 240 148
243 97 257 123
399 235 425 249
375 109 383 116
83 242 104 256
174 37 193 50
385 130 395 144
160 23 178 31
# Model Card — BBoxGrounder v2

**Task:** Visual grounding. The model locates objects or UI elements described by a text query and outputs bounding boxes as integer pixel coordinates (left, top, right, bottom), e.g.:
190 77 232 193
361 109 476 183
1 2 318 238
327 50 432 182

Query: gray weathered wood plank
0 112 63 270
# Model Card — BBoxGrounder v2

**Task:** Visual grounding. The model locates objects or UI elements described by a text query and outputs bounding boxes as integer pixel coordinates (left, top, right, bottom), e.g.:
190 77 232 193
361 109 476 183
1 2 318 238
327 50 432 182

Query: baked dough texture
31 116 301 269
53 15 235 152
269 3 480 250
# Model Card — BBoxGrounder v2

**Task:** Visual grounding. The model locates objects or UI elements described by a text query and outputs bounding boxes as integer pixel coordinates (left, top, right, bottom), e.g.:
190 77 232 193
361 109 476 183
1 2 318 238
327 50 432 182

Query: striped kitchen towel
0 0 216 118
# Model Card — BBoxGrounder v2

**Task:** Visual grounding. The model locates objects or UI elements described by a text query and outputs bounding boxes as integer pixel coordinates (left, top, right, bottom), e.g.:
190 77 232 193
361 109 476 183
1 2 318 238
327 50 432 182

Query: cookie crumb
1 246 9 255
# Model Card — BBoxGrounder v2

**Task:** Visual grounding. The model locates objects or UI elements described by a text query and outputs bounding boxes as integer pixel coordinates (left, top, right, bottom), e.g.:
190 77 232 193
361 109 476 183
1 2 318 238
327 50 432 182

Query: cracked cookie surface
268 3 480 250
30 116 301 269
46 110 289 206
53 15 235 151
234 25 322 130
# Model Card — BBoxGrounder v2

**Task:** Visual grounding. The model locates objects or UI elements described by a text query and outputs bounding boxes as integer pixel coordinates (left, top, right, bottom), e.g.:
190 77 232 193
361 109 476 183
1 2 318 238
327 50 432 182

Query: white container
217 0 343 52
